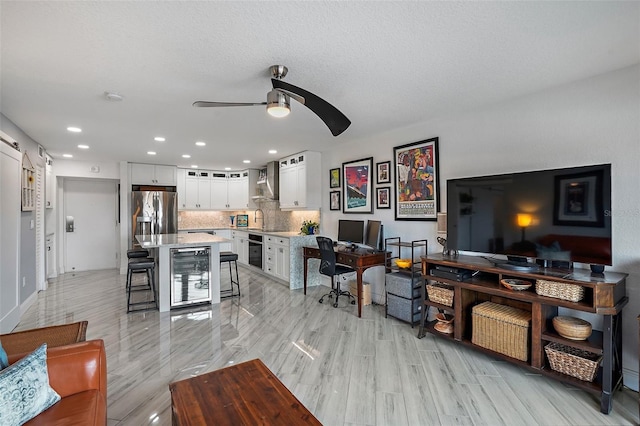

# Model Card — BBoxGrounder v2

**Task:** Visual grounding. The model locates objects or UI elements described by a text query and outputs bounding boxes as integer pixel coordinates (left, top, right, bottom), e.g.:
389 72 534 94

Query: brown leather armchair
7 339 107 426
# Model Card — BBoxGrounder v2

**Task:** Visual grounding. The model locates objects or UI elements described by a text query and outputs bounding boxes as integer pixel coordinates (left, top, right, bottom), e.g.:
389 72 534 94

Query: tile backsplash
178 200 320 234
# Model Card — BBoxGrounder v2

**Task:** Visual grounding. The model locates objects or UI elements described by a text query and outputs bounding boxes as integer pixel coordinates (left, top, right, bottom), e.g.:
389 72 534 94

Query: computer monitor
365 220 383 250
337 219 364 244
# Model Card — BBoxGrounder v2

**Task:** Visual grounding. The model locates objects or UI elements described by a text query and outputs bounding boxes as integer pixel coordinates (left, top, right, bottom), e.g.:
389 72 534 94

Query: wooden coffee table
169 358 321 425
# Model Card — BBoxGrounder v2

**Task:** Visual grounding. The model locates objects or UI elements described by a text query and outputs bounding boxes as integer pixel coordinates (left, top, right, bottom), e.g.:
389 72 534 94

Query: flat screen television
447 164 612 268
338 219 365 244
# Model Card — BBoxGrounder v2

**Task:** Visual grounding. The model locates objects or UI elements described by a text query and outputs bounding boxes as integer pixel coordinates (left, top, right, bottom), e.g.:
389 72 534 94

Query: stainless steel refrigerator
131 190 178 247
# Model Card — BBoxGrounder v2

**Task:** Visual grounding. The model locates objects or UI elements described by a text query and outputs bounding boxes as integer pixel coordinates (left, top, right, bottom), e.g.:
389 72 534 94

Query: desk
169 359 321 425
303 246 388 318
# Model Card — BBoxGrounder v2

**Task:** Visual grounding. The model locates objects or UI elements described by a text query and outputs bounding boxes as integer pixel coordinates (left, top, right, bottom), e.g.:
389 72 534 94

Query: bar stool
127 248 150 259
126 248 152 292
127 258 157 312
220 251 240 298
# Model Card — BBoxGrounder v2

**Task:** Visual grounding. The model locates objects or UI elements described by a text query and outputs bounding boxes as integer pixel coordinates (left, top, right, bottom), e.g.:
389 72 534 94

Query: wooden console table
419 254 627 414
303 246 388 317
169 359 320 425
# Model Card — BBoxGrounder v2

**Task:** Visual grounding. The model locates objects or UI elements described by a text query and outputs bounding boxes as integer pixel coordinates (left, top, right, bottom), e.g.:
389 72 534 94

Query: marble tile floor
15 267 639 426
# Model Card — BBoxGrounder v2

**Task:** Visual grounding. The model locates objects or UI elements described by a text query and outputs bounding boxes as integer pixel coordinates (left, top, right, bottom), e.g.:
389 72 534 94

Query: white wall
54 159 119 179
321 64 640 390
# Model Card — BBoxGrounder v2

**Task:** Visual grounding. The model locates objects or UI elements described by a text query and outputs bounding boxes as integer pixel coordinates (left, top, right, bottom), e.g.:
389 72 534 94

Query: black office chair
316 236 356 308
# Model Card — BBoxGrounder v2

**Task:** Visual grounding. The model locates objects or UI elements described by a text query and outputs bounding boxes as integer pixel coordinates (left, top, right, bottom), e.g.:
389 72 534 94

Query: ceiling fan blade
271 79 351 137
193 101 266 107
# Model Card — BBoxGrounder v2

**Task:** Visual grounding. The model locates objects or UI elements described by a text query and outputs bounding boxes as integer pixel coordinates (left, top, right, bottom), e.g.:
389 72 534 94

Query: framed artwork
393 137 440 220
342 157 373 214
553 169 604 227
329 168 341 188
376 161 391 184
376 187 391 209
329 190 341 210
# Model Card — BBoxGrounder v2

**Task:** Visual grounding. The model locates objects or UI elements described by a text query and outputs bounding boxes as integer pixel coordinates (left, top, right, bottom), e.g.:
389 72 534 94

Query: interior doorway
63 178 118 272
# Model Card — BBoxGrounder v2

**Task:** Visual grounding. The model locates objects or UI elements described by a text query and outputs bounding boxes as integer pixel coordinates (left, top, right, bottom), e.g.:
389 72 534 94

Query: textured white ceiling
1 1 638 170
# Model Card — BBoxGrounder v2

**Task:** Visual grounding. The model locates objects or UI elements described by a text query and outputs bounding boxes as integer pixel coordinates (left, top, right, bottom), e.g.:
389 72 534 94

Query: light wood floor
16 267 639 425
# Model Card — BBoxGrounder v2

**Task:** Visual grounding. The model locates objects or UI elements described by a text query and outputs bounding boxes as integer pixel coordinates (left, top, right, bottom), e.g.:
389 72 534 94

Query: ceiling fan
193 65 351 137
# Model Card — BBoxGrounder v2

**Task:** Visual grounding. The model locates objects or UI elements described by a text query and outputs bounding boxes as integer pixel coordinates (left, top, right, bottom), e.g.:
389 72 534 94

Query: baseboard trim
20 291 38 316
623 367 639 392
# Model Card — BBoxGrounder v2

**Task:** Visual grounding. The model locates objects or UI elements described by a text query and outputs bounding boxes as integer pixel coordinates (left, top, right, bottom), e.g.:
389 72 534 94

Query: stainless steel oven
248 233 263 269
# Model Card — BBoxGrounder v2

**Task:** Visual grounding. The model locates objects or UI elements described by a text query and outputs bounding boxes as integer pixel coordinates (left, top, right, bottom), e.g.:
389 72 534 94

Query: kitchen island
136 233 229 312
179 228 321 290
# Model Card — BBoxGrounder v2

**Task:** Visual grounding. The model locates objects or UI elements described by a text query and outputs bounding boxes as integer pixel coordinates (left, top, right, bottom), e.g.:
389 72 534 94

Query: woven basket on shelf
545 342 602 382
472 302 531 362
426 282 454 307
535 279 584 302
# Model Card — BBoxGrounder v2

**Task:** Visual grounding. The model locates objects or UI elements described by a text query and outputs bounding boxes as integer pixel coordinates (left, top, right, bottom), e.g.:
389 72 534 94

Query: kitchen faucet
254 208 264 230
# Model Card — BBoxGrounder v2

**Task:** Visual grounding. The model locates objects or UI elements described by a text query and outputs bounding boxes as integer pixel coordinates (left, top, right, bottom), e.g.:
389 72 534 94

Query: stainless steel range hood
252 161 279 201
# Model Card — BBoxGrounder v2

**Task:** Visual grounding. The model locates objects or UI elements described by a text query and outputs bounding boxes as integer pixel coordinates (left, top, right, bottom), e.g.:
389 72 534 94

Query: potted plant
300 220 319 235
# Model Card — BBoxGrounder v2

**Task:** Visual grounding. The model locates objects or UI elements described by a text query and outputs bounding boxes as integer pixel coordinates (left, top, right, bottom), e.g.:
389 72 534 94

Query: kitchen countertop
137 233 229 248
179 227 304 238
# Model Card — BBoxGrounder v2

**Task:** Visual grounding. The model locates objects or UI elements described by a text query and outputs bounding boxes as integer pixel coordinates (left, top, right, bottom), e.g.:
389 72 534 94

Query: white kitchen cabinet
278 151 321 210
45 157 54 209
210 172 229 210
176 168 186 209
211 170 257 210
184 170 211 209
227 171 251 210
264 235 290 281
231 230 248 265
131 163 177 186
177 168 257 211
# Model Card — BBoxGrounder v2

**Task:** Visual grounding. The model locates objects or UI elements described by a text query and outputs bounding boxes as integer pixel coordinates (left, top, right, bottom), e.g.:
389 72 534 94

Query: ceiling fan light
266 90 290 118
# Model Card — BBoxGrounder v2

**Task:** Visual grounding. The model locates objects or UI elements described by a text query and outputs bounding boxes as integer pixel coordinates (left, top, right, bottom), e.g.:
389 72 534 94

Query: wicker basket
426 282 454 306
545 342 602 382
535 279 584 302
472 302 531 361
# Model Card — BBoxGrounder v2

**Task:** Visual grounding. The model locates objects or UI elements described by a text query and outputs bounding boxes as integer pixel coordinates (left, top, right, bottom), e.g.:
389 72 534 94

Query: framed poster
342 157 373 214
330 190 341 210
329 168 341 188
376 161 391 184
393 137 439 220
553 169 604 227
376 187 391 209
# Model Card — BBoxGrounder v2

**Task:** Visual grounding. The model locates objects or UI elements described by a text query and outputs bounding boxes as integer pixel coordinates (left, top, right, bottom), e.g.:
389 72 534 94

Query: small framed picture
330 190 341 210
343 157 373 213
376 187 391 209
376 161 391 184
330 168 341 188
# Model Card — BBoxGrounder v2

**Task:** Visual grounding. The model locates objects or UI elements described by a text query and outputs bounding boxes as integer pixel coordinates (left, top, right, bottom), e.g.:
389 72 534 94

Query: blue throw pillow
0 343 61 426
0 339 8 370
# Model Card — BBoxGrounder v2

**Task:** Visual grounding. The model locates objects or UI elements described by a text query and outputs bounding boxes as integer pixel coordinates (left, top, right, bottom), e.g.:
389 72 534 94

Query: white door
64 179 118 272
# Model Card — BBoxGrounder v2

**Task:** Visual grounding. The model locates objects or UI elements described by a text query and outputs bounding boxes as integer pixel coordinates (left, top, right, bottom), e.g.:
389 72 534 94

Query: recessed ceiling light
243 160 251 164
77 144 89 149
224 167 231 171
67 127 82 133
63 154 73 158
195 141 206 147
154 137 165 142
147 151 156 155
182 154 191 158
104 91 123 101
268 149 277 154
191 165 198 168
